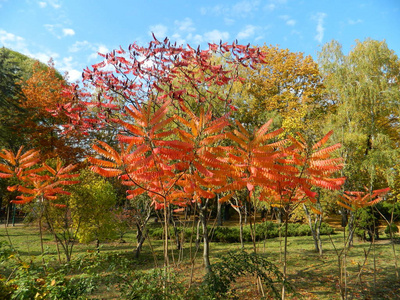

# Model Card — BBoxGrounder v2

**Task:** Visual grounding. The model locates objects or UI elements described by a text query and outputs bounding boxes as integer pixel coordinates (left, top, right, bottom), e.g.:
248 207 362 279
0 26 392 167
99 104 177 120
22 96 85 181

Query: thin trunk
196 218 201 248
372 221 377 289
199 203 211 272
135 209 152 258
244 202 248 225
163 200 169 268
356 241 372 283
189 203 201 288
216 198 222 226
343 227 348 300
5 202 10 228
239 209 244 250
375 204 399 279
303 204 321 254
316 215 323 256
249 213 257 253
38 217 45 265
170 208 181 251
230 200 243 249
135 233 146 259
347 212 355 249
328 234 345 300
281 211 289 300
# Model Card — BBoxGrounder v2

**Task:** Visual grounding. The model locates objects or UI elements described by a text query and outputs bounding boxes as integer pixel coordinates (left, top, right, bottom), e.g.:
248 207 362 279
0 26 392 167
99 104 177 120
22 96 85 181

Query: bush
385 223 399 236
320 222 335 235
2 254 100 300
203 250 291 299
118 268 190 300
146 222 335 243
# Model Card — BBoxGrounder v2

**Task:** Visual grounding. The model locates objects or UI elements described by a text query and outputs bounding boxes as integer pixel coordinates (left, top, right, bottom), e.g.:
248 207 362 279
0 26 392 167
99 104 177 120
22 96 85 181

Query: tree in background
0 147 79 260
318 39 400 191
318 39 400 247
0 48 26 151
69 169 117 253
0 48 57 150
19 61 87 164
230 45 326 137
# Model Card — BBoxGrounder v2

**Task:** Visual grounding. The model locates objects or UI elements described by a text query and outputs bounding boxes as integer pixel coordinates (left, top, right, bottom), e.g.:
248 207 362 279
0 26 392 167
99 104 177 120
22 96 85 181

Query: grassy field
1 222 399 299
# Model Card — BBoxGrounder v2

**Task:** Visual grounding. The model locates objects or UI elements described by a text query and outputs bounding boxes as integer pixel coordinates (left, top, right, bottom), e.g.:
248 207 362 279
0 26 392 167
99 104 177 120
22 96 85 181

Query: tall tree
0 48 52 150
318 39 400 191
0 48 26 151
0 48 25 109
230 45 326 137
19 61 86 163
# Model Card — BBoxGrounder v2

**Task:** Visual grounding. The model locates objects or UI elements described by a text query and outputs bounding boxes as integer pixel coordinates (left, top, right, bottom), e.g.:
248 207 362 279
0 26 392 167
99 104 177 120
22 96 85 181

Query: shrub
118 268 186 300
384 223 399 236
203 250 292 299
3 254 100 300
146 222 335 243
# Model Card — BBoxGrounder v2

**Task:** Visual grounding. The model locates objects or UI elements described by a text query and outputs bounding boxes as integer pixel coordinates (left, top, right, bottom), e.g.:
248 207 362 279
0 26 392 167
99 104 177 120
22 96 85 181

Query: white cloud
47 0 61 9
35 51 60 64
170 33 186 46
348 19 362 25
232 0 260 15
313 12 327 43
201 1 260 18
174 18 195 33
224 18 235 25
280 15 296 26
286 19 296 26
264 0 286 11
0 29 81 82
237 25 257 39
69 41 110 64
44 24 75 39
66 69 81 82
149 24 168 39
62 28 75 36
88 45 109 61
192 34 204 45
69 40 90 53
44 24 62 39
57 56 81 82
202 4 225 16
186 33 203 45
0 29 25 48
0 29 60 65
37 0 61 9
204 30 230 43
264 3 275 11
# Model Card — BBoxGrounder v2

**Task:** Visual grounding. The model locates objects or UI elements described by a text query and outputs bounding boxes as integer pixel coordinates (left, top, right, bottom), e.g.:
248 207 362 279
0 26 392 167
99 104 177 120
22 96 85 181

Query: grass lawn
1 222 399 299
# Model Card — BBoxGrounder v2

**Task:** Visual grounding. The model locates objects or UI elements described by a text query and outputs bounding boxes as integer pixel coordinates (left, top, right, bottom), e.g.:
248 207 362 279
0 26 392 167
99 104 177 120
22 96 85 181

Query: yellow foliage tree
231 45 326 137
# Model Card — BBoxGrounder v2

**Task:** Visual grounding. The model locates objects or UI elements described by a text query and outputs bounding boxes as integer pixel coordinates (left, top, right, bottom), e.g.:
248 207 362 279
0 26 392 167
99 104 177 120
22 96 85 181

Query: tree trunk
282 210 289 300
199 202 211 272
230 200 244 249
217 198 223 226
163 200 169 268
135 228 146 259
347 212 355 249
303 204 322 255
375 204 399 279
134 205 152 258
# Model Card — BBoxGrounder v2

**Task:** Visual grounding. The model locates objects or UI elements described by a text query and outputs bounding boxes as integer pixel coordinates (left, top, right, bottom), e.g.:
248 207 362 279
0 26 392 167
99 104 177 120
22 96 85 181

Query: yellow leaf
337 200 353 211
310 206 322 215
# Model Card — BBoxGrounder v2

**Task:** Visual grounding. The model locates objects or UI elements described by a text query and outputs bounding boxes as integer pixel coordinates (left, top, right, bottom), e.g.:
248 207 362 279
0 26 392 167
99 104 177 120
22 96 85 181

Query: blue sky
1 0 399 82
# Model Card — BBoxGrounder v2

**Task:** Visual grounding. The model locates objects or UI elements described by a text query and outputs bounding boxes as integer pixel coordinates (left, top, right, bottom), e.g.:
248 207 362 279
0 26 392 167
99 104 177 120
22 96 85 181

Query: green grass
1 223 399 299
